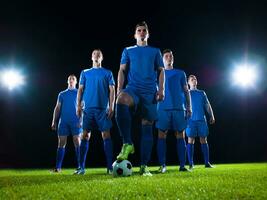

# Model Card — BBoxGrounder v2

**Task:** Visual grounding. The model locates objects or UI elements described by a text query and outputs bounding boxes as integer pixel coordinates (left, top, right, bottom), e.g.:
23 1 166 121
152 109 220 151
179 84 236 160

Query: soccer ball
112 160 133 177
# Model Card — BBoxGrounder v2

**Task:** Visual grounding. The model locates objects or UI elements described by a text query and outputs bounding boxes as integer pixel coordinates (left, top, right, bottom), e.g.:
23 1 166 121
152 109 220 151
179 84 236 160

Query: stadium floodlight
231 64 257 88
1 69 25 90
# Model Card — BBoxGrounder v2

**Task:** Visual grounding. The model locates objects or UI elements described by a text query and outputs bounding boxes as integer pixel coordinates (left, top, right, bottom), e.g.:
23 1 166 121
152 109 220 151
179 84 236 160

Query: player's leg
72 134 81 170
76 130 91 174
139 94 157 176
53 122 68 172
139 119 154 176
186 120 197 169
173 110 189 171
71 123 82 171
115 89 136 160
155 109 169 173
157 129 167 173
187 137 195 169
200 137 213 168
198 121 213 168
175 131 189 171
54 136 67 172
101 131 113 174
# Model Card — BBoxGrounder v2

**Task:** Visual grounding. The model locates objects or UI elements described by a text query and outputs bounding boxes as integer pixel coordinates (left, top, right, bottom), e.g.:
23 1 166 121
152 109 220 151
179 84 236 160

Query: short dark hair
162 49 172 55
135 21 149 31
188 74 197 80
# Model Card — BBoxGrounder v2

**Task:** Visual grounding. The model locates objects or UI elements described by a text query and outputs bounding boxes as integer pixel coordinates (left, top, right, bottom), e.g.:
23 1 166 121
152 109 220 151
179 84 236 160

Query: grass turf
0 163 266 199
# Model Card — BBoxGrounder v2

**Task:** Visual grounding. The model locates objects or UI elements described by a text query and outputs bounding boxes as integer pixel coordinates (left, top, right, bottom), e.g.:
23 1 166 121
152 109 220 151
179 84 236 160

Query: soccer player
75 49 115 175
186 75 215 169
115 21 165 176
51 75 82 173
156 49 192 173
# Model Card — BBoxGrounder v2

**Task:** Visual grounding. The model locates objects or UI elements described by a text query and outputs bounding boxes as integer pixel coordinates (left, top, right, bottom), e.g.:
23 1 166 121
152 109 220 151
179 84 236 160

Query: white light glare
232 64 257 87
1 69 25 90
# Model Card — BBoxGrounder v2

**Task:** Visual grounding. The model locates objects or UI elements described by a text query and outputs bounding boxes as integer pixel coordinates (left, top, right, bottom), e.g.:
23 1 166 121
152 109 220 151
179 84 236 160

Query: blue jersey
58 88 80 123
120 45 164 93
79 67 115 111
189 89 210 121
158 69 187 110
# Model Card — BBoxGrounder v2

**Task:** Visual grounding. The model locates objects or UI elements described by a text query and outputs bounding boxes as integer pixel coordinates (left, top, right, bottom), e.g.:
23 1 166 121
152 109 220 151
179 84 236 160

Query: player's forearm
52 107 60 123
117 69 125 91
109 86 115 110
158 68 165 91
206 103 214 118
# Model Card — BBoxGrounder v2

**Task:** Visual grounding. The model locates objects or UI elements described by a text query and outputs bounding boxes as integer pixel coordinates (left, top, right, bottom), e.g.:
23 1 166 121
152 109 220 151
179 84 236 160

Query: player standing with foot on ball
75 49 115 175
156 49 192 173
186 75 215 170
51 75 82 173
115 21 165 176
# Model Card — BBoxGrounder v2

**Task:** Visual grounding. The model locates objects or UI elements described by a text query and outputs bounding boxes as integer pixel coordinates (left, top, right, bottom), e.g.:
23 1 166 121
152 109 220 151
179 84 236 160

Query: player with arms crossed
156 49 192 173
186 75 215 169
116 21 165 176
51 75 82 173
76 49 115 175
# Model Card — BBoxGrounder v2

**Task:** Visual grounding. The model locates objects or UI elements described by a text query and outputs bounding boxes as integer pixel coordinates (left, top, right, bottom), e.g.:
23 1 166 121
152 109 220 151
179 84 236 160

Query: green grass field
0 163 266 200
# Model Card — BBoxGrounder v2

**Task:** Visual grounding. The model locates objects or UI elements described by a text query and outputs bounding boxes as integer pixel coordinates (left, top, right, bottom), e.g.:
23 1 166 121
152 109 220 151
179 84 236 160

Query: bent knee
116 92 134 106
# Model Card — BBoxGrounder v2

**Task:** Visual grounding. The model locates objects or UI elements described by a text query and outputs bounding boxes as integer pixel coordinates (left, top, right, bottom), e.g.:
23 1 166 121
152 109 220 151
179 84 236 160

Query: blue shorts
58 120 82 136
83 108 112 132
123 86 157 121
156 109 187 132
186 120 209 137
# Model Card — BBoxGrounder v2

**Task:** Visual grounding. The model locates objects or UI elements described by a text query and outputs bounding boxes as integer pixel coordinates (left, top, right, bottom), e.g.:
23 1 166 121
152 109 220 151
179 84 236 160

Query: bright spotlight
1 69 25 90
232 64 257 88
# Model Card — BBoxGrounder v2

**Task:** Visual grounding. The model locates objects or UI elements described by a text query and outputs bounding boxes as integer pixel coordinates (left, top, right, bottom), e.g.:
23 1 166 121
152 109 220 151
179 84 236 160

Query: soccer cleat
73 167 81 175
205 162 214 168
189 165 194 170
158 166 167 173
140 165 152 176
107 169 113 175
179 167 191 172
50 168 61 173
73 168 85 175
116 143 135 161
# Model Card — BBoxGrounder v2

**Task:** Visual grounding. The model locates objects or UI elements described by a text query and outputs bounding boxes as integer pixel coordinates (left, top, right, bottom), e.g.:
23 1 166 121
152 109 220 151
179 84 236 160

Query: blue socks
157 138 166 167
115 104 132 144
187 143 194 166
80 139 89 169
201 143 210 165
75 146 80 169
103 138 113 170
56 147 65 169
177 138 186 168
140 124 153 166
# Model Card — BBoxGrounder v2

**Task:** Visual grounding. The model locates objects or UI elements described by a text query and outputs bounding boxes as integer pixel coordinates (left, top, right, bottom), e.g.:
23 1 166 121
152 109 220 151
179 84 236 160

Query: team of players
51 21 215 175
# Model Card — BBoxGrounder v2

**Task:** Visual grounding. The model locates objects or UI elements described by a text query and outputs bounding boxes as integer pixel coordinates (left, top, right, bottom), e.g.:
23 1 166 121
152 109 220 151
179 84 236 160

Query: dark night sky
0 1 267 168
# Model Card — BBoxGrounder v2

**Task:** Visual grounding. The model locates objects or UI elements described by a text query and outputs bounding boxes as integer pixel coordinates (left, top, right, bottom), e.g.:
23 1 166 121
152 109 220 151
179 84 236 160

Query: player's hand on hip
156 89 164 101
107 107 114 119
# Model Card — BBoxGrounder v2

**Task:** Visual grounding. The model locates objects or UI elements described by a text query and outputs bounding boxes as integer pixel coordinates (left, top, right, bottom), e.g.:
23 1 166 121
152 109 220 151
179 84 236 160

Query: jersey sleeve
154 49 164 70
108 71 115 86
79 70 85 86
120 48 129 65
